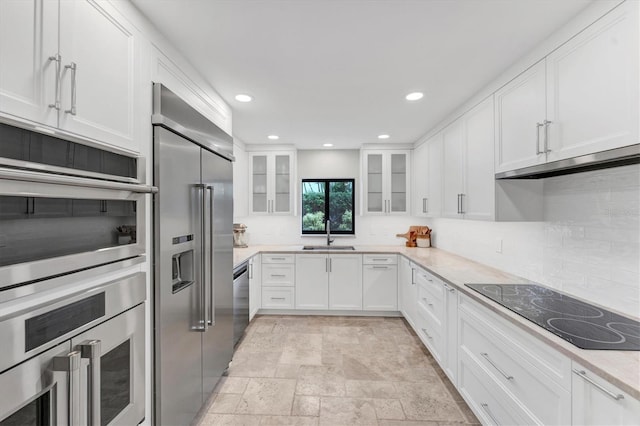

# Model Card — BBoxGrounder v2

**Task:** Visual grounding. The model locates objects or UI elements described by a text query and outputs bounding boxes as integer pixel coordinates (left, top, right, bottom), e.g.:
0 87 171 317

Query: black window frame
301 178 355 235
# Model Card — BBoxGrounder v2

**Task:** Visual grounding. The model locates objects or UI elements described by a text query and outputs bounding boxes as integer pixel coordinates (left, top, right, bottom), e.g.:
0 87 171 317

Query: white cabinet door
328 254 362 310
399 257 417 326
572 363 640 426
494 60 547 173
362 264 398 311
443 282 458 384
249 151 294 215
295 254 328 309
426 133 443 217
442 120 464 218
249 255 262 321
0 0 58 127
546 1 639 162
463 96 495 221
58 0 138 152
363 150 410 215
412 142 428 216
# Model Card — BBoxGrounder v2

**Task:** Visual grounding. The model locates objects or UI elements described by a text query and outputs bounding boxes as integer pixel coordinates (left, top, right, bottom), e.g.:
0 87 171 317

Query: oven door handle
0 166 157 193
52 350 89 426
78 340 102 426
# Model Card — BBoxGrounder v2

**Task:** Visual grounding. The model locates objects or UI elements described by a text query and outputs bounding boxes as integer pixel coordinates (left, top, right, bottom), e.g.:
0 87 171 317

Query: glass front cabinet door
363 150 410 215
249 151 295 215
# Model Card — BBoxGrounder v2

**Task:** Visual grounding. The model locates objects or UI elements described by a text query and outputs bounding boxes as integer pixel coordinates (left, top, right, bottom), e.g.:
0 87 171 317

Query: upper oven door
0 168 154 289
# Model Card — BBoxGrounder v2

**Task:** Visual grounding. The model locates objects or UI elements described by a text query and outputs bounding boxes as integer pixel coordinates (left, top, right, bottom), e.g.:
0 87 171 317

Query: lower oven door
71 303 145 426
0 342 77 425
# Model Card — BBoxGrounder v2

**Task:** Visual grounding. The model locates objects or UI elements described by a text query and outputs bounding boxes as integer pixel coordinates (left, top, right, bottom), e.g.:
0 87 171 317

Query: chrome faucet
326 219 334 246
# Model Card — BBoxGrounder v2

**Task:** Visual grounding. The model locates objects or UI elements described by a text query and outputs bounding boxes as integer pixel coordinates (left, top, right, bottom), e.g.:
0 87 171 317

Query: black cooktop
465 284 640 351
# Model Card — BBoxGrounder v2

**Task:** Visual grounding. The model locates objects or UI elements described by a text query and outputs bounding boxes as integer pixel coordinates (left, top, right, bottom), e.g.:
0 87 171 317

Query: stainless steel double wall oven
0 121 154 426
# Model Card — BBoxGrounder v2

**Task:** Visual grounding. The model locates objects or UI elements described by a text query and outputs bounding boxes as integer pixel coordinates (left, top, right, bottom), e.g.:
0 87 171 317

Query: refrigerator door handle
197 184 209 332
206 185 215 326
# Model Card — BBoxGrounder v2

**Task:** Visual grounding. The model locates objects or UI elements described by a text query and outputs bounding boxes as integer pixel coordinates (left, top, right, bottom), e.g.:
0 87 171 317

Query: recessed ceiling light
235 94 253 102
378 134 390 140
405 92 424 101
267 135 279 140
323 143 333 147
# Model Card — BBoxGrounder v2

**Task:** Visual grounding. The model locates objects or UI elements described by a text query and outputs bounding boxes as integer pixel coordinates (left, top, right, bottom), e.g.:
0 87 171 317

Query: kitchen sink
302 245 356 250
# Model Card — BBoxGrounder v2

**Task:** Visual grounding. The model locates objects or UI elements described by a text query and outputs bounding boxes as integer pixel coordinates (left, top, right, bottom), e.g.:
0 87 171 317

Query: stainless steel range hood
495 144 640 179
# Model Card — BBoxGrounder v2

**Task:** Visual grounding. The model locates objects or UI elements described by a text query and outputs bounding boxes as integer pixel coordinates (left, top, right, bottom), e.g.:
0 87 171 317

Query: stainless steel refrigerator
152 83 234 426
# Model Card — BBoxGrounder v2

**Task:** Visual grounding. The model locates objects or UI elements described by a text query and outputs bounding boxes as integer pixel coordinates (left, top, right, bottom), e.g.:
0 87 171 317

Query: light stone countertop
233 244 640 400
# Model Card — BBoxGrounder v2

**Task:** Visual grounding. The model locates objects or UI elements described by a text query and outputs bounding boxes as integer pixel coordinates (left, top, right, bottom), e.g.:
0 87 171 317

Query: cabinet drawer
261 264 295 286
261 287 295 309
416 271 444 322
262 253 295 264
415 302 444 363
459 298 571 425
459 349 536 426
363 254 397 265
459 294 571 389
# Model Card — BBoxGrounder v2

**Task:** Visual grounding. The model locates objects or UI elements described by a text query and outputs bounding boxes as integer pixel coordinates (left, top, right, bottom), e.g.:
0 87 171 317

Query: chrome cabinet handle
460 193 465 214
411 268 415 285
457 194 461 214
271 274 286 277
270 257 286 260
78 340 101 426
422 297 433 306
536 122 544 154
421 328 433 339
329 257 332 273
53 351 88 426
481 403 500 425
481 352 513 380
443 283 455 293
371 258 388 261
249 263 253 279
572 369 624 400
543 119 552 153
48 53 62 110
372 266 388 269
271 297 286 300
325 257 329 272
64 62 77 115
207 185 215 326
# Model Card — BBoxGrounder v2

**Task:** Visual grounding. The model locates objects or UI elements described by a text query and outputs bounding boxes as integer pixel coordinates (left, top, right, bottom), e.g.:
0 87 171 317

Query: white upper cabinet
494 60 547 173
362 149 411 215
495 1 639 173
546 0 639 161
0 0 58 128
413 133 442 217
442 97 495 220
0 0 141 153
249 150 295 215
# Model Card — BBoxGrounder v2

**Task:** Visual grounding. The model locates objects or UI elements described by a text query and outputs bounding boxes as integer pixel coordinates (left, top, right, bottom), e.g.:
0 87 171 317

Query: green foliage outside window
302 179 354 234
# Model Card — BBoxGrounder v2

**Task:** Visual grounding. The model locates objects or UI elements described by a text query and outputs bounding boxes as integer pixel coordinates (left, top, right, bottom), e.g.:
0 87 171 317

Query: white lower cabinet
248 254 261 321
328 254 363 310
295 254 329 309
261 253 295 309
572 363 640 425
294 253 363 310
398 256 417 325
458 293 571 425
362 255 398 311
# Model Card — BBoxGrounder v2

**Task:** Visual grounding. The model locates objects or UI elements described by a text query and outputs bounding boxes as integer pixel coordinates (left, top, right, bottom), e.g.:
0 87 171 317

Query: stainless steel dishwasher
233 261 250 348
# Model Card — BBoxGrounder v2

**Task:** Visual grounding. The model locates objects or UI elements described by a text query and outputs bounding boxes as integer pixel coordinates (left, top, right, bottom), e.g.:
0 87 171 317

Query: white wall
430 164 640 317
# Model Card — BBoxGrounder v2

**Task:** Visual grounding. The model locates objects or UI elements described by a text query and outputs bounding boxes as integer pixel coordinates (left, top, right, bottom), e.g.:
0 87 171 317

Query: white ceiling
132 0 593 149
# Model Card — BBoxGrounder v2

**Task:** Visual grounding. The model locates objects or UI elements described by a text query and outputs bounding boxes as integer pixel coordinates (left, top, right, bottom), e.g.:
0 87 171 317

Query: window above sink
301 179 355 235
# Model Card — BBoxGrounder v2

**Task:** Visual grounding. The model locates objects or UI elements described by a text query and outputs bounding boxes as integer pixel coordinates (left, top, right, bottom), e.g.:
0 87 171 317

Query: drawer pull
270 274 286 278
422 297 433 306
443 283 455 293
270 257 286 260
481 403 500 425
372 266 388 269
421 328 433 339
270 297 286 300
371 258 388 261
480 352 513 380
572 369 624 401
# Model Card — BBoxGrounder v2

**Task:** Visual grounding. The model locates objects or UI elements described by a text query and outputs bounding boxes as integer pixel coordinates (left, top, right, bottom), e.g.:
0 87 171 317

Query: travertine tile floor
195 315 479 426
